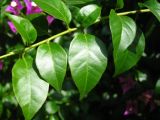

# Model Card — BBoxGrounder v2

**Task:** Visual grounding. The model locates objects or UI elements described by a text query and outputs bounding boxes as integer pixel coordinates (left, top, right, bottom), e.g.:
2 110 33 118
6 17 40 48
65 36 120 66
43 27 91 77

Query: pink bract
5 0 23 15
24 0 42 14
8 21 17 33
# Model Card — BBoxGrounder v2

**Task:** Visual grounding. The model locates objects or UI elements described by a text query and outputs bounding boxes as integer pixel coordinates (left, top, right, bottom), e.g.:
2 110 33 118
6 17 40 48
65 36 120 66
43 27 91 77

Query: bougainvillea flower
7 21 17 33
139 90 156 111
119 76 136 94
0 61 3 70
5 0 23 15
6 0 54 33
140 90 153 104
46 15 54 25
124 100 138 116
24 0 42 14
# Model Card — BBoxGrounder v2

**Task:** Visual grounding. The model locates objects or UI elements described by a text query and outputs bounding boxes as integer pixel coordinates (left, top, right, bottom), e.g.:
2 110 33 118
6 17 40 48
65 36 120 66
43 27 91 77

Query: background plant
0 0 160 120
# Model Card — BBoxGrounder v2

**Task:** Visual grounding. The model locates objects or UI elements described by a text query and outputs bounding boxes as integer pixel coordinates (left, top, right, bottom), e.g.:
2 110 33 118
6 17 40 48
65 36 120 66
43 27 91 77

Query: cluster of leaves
0 0 160 120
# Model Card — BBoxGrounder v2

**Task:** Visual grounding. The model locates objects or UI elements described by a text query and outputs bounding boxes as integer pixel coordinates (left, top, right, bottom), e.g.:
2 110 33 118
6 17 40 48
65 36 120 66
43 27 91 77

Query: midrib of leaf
81 35 89 98
114 15 122 60
48 44 59 90
23 57 32 118
37 0 67 23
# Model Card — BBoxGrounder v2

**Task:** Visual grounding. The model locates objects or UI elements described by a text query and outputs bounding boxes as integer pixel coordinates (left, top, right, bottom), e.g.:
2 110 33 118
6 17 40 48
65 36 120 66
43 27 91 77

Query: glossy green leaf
6 14 37 45
116 0 124 9
36 43 67 91
69 34 107 99
140 0 160 22
114 30 145 76
109 10 145 76
64 0 94 5
76 4 101 27
33 0 71 25
109 10 136 53
12 55 49 120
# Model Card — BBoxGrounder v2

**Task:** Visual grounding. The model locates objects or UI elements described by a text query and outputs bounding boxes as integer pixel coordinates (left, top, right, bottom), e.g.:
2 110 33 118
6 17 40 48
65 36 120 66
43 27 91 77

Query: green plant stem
0 9 150 60
100 9 150 21
117 9 150 16
0 28 77 60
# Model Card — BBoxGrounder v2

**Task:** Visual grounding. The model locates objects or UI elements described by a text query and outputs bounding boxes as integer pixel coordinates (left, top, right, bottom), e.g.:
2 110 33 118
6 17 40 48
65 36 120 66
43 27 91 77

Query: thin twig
117 9 150 16
100 9 150 21
0 28 77 59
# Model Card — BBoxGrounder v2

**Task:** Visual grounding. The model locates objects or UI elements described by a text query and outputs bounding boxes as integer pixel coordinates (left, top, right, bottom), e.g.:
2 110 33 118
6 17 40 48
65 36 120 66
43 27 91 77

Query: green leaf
36 43 67 91
33 0 71 25
114 30 145 76
155 78 160 94
69 34 107 99
64 0 94 5
12 55 49 120
76 4 101 27
139 0 160 22
109 10 145 76
109 10 136 53
45 101 59 114
116 0 124 9
6 14 37 45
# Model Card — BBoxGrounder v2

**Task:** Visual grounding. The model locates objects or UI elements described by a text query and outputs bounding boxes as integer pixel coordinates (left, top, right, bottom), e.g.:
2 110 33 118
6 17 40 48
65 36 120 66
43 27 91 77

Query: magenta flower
5 0 23 33
5 0 23 15
46 15 55 25
8 21 17 33
24 0 42 14
0 61 3 70
24 0 54 25
5 0 54 33
119 76 136 94
124 100 138 116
